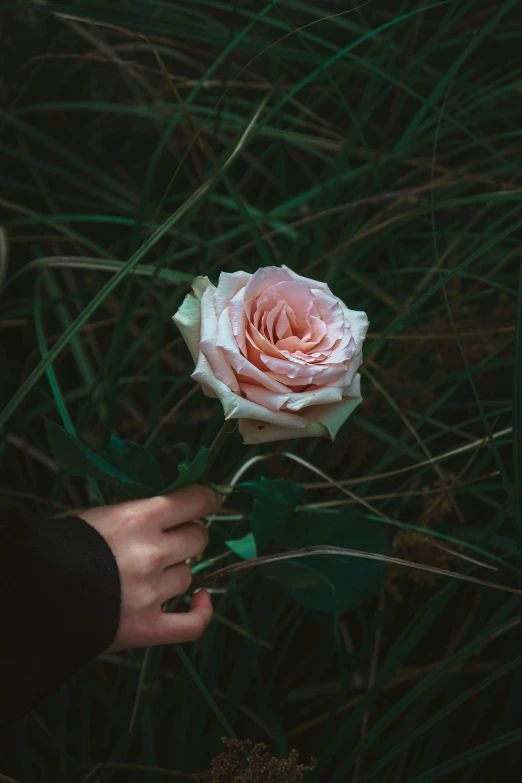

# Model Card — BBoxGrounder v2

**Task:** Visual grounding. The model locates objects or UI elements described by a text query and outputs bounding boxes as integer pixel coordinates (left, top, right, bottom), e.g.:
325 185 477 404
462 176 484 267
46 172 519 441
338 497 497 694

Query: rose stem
204 418 236 482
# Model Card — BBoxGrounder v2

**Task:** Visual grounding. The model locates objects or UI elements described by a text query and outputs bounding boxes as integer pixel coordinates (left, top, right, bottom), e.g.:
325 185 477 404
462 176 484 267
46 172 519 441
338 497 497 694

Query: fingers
159 562 193 602
162 521 208 568
154 590 214 644
148 485 222 531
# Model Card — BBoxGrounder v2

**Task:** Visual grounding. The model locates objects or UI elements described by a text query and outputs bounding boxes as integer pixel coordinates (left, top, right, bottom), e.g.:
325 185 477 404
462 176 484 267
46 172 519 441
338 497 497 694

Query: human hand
79 485 221 652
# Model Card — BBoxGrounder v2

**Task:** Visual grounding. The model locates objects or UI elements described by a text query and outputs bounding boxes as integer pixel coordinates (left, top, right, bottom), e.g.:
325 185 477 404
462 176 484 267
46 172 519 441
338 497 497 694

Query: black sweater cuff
0 498 121 728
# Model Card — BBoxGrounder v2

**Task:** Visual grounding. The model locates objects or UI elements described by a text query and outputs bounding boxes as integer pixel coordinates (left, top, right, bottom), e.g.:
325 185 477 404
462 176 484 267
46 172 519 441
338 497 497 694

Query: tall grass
1 1 522 780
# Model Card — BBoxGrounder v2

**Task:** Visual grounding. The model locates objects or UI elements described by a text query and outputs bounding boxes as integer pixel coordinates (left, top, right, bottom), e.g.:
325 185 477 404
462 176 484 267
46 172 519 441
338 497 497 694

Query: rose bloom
173 265 368 444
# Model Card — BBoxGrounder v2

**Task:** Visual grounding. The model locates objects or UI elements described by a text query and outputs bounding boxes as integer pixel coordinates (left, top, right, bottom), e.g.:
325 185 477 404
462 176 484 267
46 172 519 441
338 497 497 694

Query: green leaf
238 478 305 551
175 442 193 465
163 445 209 493
267 511 390 612
225 532 257 560
103 436 164 492
238 477 305 506
45 419 159 498
46 418 135 485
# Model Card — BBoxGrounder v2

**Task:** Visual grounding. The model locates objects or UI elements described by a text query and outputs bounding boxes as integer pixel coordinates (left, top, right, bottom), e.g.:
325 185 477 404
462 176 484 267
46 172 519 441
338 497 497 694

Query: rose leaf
163 445 209 493
267 510 390 612
45 419 155 497
238 478 305 550
225 532 258 560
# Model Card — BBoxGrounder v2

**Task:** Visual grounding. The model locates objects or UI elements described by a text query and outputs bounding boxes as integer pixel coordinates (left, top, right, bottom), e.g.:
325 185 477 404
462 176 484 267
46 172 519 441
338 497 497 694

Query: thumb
156 589 213 644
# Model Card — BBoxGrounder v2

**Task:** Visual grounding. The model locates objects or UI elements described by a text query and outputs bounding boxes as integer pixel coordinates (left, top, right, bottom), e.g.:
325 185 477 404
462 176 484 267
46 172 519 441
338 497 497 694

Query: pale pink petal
280 265 333 296
301 391 363 439
311 359 360 386
238 387 362 444
274 303 294 340
265 299 286 343
240 382 290 411
214 271 251 318
339 302 369 350
217 309 291 393
260 281 314 333
311 290 345 351
172 277 214 363
243 266 295 318
228 289 248 357
275 317 327 354
263 371 312 388
199 287 240 393
275 336 311 354
238 417 329 444
192 352 306 429
192 276 214 301
260 353 325 380
307 315 327 345
284 385 344 411
343 373 361 398
246 322 282 359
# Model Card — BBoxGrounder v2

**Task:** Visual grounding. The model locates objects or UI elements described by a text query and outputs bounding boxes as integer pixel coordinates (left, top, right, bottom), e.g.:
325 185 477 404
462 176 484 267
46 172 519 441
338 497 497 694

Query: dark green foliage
262 511 389 612
239 478 305 550
1 1 522 781
46 419 207 497
231 480 389 611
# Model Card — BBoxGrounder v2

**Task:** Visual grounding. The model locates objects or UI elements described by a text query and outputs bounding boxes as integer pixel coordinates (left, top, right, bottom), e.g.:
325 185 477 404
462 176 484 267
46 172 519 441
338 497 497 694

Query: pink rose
172 265 368 444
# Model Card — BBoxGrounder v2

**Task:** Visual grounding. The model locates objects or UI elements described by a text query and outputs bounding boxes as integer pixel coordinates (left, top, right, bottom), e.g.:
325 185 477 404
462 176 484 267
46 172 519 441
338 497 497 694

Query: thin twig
197 545 522 596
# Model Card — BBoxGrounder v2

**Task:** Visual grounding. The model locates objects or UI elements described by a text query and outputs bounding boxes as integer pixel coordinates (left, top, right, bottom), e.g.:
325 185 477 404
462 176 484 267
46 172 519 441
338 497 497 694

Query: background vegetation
1 0 522 780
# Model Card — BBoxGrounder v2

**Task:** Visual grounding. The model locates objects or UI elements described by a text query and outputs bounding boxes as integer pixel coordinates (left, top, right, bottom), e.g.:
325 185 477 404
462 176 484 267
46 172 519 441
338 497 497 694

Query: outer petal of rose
172 277 214 363
343 373 361 398
303 393 362 439
228 290 248 357
311 350 362 387
240 383 289 411
238 393 362 444
339 301 369 349
284 385 344 411
192 352 307 429
214 271 251 318
242 383 343 413
260 353 327 380
199 287 241 393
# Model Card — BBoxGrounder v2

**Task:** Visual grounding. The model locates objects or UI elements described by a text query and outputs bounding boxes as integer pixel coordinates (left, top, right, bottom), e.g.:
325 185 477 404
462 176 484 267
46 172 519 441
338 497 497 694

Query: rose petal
243 266 295 318
339 302 369 350
265 299 286 343
228 289 248 358
172 276 213 363
240 382 289 411
302 391 363 439
311 351 361 386
192 352 307 429
199 287 241 393
280 265 334 297
343 373 361 398
284 385 344 411
260 353 323 380
217 309 291 393
214 271 251 318
259 281 314 335
241 381 344 413
238 384 362 444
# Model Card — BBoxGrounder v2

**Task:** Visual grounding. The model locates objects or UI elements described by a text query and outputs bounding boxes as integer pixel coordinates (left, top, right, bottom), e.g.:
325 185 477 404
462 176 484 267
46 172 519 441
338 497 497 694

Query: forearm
0 498 121 728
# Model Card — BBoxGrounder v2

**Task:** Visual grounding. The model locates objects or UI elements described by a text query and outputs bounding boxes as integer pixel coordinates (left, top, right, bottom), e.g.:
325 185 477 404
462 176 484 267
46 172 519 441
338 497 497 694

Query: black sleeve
0 497 121 729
